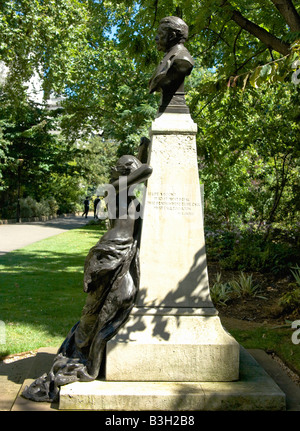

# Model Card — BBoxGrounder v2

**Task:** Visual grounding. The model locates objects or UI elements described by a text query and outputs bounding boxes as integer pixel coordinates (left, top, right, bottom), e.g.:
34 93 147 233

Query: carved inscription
147 190 200 216
151 134 197 166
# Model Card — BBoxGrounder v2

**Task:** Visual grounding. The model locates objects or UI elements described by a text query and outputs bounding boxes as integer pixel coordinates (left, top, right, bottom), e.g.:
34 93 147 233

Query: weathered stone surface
138 113 214 312
105 112 239 383
106 315 239 382
59 348 286 411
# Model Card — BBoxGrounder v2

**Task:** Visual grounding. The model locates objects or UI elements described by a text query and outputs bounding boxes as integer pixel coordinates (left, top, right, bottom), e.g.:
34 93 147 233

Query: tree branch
233 28 243 73
266 153 290 227
235 47 268 73
220 0 291 55
149 0 159 31
270 0 300 32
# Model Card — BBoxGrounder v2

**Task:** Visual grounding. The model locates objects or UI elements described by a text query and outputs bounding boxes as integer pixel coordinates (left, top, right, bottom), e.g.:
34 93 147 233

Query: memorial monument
105 16 239 383
22 16 285 411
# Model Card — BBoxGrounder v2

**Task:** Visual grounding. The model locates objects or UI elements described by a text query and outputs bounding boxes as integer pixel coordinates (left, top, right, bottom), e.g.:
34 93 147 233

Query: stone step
59 347 286 411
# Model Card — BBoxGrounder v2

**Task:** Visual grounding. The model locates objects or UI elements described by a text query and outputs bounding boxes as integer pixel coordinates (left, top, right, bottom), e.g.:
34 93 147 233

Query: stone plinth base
106 313 239 382
59 347 286 411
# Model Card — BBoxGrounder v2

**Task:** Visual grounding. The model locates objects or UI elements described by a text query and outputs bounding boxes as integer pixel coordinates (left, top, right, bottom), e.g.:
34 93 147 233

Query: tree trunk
270 0 300 32
263 154 290 240
220 0 291 56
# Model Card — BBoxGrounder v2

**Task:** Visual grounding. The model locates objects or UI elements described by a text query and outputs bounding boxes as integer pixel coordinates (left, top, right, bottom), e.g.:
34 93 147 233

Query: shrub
20 196 58 218
278 266 300 318
228 272 264 298
20 196 39 218
43 197 59 216
279 285 300 318
210 271 264 306
290 265 300 287
210 272 233 306
206 228 299 275
205 229 236 260
57 201 81 215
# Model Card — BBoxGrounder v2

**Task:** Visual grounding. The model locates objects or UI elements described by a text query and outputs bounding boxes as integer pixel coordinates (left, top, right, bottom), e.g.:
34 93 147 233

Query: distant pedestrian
93 196 101 219
82 197 90 218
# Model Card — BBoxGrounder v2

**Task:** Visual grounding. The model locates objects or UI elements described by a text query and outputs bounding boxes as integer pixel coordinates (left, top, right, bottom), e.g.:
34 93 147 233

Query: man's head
155 16 189 52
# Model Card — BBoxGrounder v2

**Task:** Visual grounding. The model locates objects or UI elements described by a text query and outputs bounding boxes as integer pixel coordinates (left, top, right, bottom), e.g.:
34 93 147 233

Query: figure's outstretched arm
111 164 153 193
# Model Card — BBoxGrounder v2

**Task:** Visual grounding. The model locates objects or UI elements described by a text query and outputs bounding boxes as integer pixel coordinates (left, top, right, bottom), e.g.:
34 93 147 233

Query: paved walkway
1 347 299 411
1 215 300 411
0 214 93 411
0 214 92 255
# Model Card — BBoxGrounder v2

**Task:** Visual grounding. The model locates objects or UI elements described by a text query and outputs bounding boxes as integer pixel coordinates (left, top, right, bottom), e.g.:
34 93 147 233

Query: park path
0 214 92 255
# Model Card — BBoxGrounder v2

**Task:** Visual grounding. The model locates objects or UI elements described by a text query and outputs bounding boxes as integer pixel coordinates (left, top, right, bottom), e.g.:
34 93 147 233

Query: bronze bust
149 16 194 113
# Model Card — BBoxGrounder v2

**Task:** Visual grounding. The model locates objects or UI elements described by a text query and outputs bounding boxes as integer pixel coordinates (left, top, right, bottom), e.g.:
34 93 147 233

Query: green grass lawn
0 224 105 357
0 223 299 377
229 326 300 376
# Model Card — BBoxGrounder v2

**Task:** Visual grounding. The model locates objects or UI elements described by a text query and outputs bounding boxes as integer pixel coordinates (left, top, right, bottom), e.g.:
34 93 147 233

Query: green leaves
0 0 91 97
190 48 300 230
249 47 300 89
0 0 299 229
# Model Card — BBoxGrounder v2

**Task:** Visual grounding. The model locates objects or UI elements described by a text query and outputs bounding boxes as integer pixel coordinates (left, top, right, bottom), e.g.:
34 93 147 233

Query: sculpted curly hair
159 16 189 43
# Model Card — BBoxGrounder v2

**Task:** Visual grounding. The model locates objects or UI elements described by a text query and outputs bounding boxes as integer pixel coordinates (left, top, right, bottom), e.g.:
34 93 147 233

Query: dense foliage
0 1 299 267
0 92 118 216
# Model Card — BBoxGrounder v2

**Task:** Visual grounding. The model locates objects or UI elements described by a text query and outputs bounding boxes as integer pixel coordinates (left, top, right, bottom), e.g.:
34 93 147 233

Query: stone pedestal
137 113 213 311
59 347 286 411
106 112 239 382
106 314 239 382
59 112 286 411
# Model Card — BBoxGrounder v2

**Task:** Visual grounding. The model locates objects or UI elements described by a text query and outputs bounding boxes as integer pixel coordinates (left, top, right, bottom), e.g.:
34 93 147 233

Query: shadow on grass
0 234 215 360
0 225 105 354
